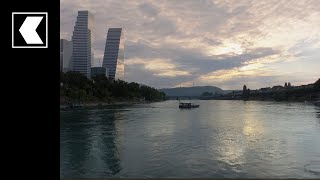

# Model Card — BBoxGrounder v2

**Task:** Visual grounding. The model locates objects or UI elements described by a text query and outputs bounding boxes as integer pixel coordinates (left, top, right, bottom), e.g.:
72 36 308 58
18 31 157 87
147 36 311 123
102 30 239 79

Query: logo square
12 12 48 48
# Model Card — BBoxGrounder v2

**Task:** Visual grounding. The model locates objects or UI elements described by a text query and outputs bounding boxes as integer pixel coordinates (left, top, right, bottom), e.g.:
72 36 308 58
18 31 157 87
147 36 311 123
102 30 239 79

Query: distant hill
159 86 225 97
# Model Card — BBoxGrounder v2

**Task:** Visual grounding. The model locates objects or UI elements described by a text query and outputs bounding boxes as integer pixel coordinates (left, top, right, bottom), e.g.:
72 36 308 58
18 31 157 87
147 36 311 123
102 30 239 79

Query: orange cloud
126 58 191 77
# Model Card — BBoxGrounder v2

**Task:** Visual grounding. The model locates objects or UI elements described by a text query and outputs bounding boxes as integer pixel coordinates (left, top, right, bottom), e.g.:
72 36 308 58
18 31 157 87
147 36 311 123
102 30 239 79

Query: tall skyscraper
102 28 124 80
60 39 73 72
71 10 94 78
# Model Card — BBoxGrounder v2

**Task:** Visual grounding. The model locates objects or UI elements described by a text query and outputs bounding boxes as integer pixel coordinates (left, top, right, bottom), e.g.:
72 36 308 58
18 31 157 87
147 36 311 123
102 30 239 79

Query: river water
60 100 320 178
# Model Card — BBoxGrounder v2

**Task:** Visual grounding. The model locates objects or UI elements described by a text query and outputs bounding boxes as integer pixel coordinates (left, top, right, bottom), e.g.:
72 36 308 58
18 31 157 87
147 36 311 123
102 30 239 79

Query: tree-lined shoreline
200 79 320 102
60 72 166 107
60 71 319 108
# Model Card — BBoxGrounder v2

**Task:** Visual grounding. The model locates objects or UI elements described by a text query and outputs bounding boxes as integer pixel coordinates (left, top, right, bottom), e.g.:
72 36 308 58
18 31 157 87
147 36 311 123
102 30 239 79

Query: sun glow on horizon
61 0 320 89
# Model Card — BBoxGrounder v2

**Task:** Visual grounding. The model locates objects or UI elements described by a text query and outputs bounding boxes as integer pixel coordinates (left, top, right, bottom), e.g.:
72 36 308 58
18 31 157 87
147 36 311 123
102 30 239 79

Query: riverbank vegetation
60 72 166 105
200 79 320 102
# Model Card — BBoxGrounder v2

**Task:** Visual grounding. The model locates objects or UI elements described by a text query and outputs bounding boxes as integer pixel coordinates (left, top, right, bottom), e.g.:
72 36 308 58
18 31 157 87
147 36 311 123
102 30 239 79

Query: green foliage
60 72 166 103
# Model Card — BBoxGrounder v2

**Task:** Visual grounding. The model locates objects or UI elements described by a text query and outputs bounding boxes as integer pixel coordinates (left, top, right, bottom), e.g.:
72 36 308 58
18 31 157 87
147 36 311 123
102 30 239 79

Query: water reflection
314 106 320 126
61 100 320 178
102 111 122 175
60 110 122 178
60 111 92 177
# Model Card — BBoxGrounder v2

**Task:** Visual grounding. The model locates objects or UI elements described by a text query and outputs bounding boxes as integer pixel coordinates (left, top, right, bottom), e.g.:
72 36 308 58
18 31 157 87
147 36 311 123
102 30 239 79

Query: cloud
126 58 191 77
61 0 320 89
138 3 159 17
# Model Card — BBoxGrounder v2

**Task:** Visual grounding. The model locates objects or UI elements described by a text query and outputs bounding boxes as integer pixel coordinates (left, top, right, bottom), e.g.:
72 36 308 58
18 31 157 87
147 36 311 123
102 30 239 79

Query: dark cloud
125 40 280 87
61 0 320 89
125 64 197 88
138 3 159 17
141 16 178 36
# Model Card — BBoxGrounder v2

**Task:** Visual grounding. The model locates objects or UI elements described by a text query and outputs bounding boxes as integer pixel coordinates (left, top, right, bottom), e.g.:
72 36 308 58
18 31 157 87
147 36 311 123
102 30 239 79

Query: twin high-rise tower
71 11 94 78
102 28 124 80
61 10 124 80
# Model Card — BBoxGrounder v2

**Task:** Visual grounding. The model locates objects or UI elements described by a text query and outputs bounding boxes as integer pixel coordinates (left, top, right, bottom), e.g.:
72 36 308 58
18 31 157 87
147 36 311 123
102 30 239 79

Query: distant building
71 10 94 78
60 39 73 72
243 85 247 92
233 91 242 95
91 67 107 77
260 87 271 92
102 28 124 80
284 82 292 88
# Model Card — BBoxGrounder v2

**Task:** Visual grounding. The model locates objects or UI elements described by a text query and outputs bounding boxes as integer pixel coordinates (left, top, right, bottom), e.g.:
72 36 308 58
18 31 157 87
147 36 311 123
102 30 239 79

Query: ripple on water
144 158 173 177
170 142 190 154
304 161 320 176
61 100 320 178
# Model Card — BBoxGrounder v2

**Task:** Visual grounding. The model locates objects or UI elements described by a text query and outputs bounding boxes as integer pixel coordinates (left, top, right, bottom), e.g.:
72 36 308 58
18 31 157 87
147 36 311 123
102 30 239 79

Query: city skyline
60 0 320 89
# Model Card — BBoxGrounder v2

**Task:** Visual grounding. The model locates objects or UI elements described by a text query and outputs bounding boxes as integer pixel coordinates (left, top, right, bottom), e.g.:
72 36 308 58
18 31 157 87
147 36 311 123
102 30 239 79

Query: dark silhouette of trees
314 78 320 89
60 72 166 103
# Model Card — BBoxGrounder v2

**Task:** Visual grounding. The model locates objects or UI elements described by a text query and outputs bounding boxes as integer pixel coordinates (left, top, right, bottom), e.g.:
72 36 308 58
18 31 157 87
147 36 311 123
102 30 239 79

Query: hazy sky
60 0 320 90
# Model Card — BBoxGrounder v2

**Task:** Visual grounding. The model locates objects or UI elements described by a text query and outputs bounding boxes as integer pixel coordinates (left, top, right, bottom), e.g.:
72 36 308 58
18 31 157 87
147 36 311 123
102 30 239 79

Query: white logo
12 12 48 48
19 16 44 44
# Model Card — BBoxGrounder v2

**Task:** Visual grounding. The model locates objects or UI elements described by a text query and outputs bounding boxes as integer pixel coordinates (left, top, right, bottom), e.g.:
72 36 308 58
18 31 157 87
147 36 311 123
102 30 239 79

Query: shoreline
198 98 319 102
60 100 162 110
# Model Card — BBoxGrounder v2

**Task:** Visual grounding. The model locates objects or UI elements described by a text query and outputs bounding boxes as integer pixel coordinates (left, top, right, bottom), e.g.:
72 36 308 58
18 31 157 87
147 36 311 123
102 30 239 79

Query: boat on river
179 102 200 109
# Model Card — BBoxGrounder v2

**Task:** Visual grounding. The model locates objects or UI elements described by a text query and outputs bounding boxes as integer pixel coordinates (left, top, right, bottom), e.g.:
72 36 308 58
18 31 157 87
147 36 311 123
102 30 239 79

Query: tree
60 71 65 83
160 92 166 100
314 78 320 89
60 71 166 103
78 89 87 103
64 71 90 89
285 82 288 87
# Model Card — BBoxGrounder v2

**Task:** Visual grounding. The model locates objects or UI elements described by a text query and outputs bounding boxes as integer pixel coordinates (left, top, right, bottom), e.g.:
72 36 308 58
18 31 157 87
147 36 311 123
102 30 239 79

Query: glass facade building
71 11 94 78
91 67 107 77
102 28 124 80
60 39 73 72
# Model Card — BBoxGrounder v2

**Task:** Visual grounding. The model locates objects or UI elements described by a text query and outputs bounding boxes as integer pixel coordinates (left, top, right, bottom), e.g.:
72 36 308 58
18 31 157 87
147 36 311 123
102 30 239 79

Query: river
60 100 320 178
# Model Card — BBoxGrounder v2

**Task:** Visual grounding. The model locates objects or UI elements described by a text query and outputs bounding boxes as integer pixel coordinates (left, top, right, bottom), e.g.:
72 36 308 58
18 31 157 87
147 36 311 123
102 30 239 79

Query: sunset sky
60 0 320 90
